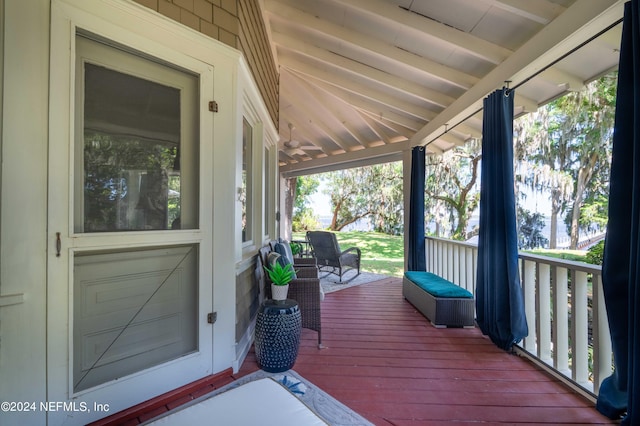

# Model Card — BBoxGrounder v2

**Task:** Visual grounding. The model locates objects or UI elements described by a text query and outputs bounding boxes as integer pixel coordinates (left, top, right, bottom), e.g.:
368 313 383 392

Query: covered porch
2 0 638 424
101 275 615 425
241 277 614 424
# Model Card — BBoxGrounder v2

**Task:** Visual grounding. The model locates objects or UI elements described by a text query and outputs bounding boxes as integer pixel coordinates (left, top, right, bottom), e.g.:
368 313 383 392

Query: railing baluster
538 263 552 364
446 242 454 282
453 244 460 285
554 266 570 376
592 272 612 393
523 259 537 352
572 270 590 389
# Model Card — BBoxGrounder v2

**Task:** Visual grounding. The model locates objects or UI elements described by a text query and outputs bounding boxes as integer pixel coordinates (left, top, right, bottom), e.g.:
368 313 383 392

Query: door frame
47 1 239 424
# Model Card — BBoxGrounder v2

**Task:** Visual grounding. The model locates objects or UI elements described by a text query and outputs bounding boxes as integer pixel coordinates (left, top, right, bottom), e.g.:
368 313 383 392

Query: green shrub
585 240 605 265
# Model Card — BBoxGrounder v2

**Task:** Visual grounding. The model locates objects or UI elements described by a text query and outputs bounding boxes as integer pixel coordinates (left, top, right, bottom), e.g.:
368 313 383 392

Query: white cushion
146 378 327 425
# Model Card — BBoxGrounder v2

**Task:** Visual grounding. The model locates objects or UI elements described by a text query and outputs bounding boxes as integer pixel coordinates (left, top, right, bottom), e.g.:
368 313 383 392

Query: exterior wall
133 0 279 127
0 1 50 425
238 0 278 126
133 0 240 48
0 0 278 424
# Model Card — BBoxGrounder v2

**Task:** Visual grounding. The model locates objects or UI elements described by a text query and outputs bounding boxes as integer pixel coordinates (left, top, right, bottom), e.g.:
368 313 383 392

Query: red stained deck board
238 276 615 425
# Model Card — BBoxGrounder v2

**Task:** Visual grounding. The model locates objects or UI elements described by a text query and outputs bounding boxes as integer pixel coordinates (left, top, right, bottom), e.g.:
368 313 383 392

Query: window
264 147 270 236
242 118 253 242
75 37 198 233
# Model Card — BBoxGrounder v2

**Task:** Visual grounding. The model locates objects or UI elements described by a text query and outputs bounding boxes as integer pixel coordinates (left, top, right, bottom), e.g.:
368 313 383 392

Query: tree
553 74 615 248
323 163 404 234
514 72 616 248
370 163 404 235
517 207 548 249
424 139 481 240
292 175 320 231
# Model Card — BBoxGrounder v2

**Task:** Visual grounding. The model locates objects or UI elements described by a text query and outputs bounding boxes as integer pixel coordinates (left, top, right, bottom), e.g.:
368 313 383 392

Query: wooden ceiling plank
336 0 512 64
265 0 478 89
490 0 565 25
539 67 585 91
356 110 394 145
272 30 455 108
359 109 415 140
281 55 438 122
291 72 427 131
281 78 355 152
410 0 622 147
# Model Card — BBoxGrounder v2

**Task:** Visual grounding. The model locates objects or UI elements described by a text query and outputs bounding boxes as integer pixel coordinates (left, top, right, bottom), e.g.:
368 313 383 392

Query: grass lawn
524 248 587 262
293 231 404 277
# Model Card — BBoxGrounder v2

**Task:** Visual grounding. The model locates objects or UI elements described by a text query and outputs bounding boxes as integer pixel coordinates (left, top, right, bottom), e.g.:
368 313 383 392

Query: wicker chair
306 231 361 283
257 245 323 348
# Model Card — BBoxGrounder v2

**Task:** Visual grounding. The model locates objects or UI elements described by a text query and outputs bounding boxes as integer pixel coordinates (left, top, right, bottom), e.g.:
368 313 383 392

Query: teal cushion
404 271 473 299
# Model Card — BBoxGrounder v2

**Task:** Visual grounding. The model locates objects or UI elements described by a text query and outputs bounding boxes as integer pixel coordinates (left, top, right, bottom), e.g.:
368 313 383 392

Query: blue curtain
408 146 426 271
597 1 640 422
475 89 528 351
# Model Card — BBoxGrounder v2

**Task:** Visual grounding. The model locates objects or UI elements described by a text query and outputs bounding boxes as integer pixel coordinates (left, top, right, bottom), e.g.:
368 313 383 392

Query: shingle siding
134 0 278 126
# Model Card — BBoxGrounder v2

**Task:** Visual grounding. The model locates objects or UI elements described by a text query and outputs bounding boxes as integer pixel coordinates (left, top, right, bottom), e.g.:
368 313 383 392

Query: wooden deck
238 276 616 425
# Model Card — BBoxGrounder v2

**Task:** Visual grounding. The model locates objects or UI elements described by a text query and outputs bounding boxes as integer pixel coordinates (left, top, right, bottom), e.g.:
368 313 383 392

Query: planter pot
271 284 290 301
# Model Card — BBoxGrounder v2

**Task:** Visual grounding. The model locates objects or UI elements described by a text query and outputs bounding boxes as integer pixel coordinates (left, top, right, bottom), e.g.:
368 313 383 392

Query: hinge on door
208 101 218 112
207 312 217 324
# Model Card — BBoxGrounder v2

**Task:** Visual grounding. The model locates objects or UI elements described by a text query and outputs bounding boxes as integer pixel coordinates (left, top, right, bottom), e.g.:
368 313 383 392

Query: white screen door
47 33 214 414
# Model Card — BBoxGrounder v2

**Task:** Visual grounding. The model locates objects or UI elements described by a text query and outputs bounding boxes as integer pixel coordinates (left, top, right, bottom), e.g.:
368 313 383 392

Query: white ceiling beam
292 72 427 131
265 0 478 89
336 0 512 64
410 0 623 148
280 54 438 122
283 69 373 146
514 93 539 113
359 109 414 140
280 139 411 177
539 67 585 91
279 111 331 157
272 31 455 108
490 0 565 25
356 111 395 145
284 80 359 151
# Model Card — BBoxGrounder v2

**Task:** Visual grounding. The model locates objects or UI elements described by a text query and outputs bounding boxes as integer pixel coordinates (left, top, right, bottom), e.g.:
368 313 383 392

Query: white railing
425 236 613 395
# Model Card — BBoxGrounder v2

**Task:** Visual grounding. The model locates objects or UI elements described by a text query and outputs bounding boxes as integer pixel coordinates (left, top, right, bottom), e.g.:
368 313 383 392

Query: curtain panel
597 1 640 422
408 146 426 271
475 88 528 351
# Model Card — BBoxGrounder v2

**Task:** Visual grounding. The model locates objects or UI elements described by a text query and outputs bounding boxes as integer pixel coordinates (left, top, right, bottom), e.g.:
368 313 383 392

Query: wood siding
134 0 240 47
235 258 259 342
238 0 279 127
134 0 279 127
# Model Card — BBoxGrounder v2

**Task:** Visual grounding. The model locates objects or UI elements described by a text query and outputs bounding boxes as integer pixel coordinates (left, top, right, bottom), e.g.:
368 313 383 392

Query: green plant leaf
264 262 296 285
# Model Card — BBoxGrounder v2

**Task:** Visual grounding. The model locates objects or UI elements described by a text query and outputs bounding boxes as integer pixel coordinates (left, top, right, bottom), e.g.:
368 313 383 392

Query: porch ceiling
264 0 624 177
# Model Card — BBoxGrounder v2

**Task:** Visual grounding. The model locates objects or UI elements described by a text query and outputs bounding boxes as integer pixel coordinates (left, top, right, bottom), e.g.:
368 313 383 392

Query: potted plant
264 261 296 301
290 241 303 258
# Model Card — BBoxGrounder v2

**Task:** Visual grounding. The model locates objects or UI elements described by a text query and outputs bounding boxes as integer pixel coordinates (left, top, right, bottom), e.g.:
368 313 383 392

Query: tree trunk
284 177 296 240
549 190 561 249
329 199 341 231
569 154 597 249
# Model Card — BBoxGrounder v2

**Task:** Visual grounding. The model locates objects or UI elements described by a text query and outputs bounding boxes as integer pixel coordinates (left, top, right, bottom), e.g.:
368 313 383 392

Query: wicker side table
254 299 302 373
